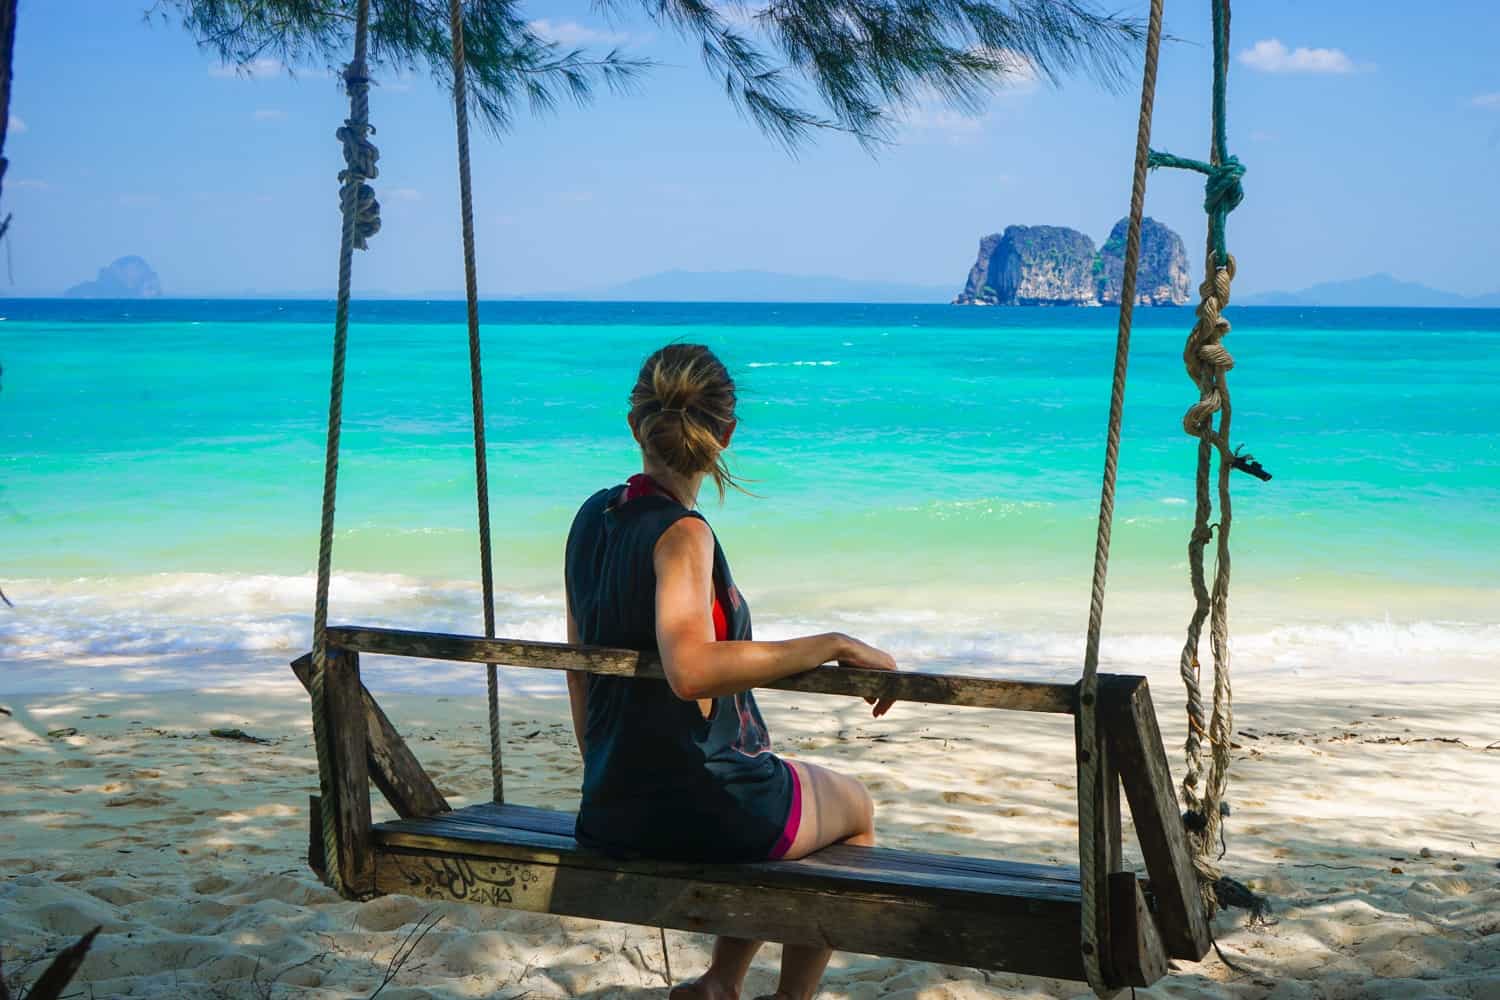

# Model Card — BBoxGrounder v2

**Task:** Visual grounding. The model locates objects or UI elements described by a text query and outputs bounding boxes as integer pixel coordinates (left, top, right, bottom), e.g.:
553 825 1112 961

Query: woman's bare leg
676 759 875 1000
757 759 875 1000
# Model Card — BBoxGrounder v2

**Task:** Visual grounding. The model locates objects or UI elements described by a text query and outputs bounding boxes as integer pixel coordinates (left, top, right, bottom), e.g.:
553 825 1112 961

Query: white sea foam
745 360 840 368
3 573 1496 695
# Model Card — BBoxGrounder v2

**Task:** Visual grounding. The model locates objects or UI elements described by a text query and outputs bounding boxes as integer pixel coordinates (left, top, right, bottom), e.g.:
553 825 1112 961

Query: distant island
65 256 163 299
954 218 1191 306
1239 274 1500 308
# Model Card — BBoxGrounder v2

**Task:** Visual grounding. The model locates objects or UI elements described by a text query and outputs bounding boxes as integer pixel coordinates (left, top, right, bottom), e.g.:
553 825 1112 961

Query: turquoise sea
3 299 1497 693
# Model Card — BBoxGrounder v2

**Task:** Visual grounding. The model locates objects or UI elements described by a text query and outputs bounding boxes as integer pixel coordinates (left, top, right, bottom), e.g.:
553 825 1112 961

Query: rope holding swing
311 0 379 896
445 0 505 805
1075 0 1166 991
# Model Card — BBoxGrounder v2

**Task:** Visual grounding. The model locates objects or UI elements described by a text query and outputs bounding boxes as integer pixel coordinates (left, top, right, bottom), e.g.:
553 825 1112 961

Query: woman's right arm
653 517 896 715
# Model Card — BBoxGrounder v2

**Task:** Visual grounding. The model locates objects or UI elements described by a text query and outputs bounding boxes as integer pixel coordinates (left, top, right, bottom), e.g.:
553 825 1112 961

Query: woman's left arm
565 592 588 757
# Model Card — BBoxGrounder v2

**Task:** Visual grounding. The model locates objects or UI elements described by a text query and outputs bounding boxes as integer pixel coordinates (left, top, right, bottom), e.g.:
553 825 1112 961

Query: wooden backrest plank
324 625 1078 713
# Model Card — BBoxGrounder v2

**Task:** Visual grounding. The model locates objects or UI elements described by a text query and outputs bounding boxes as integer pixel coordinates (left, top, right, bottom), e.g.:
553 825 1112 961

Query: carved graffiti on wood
386 853 554 910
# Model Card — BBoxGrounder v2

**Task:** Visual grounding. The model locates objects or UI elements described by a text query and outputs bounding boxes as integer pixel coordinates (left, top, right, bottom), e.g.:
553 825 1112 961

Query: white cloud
528 19 632 47
896 60 1034 144
899 104 988 141
7 114 23 134
1238 39 1356 75
387 188 423 202
1472 93 1500 109
11 178 51 192
211 57 284 79
253 109 286 122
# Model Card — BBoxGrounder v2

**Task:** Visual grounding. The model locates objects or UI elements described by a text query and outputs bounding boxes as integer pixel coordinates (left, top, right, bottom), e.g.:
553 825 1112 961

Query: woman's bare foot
669 977 740 1000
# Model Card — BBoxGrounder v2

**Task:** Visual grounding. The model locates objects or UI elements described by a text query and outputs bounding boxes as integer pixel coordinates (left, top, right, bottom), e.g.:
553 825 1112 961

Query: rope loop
1146 150 1245 268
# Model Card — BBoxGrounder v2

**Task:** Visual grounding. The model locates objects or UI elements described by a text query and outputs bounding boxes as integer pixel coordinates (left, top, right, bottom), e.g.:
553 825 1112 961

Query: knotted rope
446 0 504 804
1075 0 1165 992
1145 0 1256 917
310 0 377 896
336 114 381 249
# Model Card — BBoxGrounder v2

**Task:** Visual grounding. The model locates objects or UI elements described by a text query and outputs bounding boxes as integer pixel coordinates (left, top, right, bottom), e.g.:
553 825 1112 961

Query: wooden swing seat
294 626 1211 992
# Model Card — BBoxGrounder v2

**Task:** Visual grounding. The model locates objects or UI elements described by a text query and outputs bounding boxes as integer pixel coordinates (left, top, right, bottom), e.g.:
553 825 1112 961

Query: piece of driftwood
370 804 1088 980
324 649 375 895
292 653 450 819
1108 872 1169 987
324 626 1078 714
209 727 271 744
1100 675 1212 961
0 927 99 1000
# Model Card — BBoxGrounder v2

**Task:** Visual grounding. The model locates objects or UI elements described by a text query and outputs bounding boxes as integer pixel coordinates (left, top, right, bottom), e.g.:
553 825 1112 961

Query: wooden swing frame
294 0 1227 991
292 627 1209 990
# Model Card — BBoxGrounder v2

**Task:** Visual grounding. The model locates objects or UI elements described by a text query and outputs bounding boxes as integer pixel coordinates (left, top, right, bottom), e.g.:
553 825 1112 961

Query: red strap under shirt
624 473 729 642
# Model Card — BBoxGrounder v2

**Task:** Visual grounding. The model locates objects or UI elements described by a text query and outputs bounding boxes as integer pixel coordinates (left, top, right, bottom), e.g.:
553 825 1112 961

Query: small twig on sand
659 927 673 985
368 913 443 1000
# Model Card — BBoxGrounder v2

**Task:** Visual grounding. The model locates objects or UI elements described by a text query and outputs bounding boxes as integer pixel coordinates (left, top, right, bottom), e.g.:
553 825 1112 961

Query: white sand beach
3 656 1497 999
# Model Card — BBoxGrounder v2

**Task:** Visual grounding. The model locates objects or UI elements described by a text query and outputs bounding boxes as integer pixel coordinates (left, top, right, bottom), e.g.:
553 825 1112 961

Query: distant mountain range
1240 274 1500 308
560 269 1500 307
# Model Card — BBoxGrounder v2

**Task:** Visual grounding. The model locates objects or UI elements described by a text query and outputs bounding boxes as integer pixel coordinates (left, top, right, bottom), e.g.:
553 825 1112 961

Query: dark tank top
564 477 792 861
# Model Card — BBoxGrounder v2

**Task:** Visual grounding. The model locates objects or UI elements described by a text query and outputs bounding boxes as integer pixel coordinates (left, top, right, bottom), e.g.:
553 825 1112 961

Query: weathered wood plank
444 802 1082 884
1100 675 1212 961
325 625 1079 714
325 649 374 896
292 653 450 819
372 844 1087 980
374 812 1080 903
1108 871 1169 987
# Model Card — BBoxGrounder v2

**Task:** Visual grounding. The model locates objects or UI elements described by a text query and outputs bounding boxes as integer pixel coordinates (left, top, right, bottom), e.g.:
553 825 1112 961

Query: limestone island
954 217 1190 306
65 256 163 299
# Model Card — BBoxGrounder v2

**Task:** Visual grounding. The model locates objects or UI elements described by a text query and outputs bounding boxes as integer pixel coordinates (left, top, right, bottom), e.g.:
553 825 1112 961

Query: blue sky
5 0 1499 297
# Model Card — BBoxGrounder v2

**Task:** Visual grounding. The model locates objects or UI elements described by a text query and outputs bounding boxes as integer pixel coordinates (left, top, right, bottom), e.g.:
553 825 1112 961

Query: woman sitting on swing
564 343 897 1000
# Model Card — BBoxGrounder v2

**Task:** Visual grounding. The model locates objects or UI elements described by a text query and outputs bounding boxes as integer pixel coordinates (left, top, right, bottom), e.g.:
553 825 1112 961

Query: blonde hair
629 344 742 499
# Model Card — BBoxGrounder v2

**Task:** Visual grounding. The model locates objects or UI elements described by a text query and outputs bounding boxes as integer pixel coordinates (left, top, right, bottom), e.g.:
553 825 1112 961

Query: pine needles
153 0 1142 149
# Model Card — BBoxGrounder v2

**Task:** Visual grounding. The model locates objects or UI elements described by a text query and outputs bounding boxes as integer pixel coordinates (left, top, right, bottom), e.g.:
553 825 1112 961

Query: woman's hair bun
630 344 741 498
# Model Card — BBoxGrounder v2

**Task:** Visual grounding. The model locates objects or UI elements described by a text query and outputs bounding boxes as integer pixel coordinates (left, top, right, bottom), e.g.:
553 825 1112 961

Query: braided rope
311 0 378 896
446 0 504 804
1076 0 1164 991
